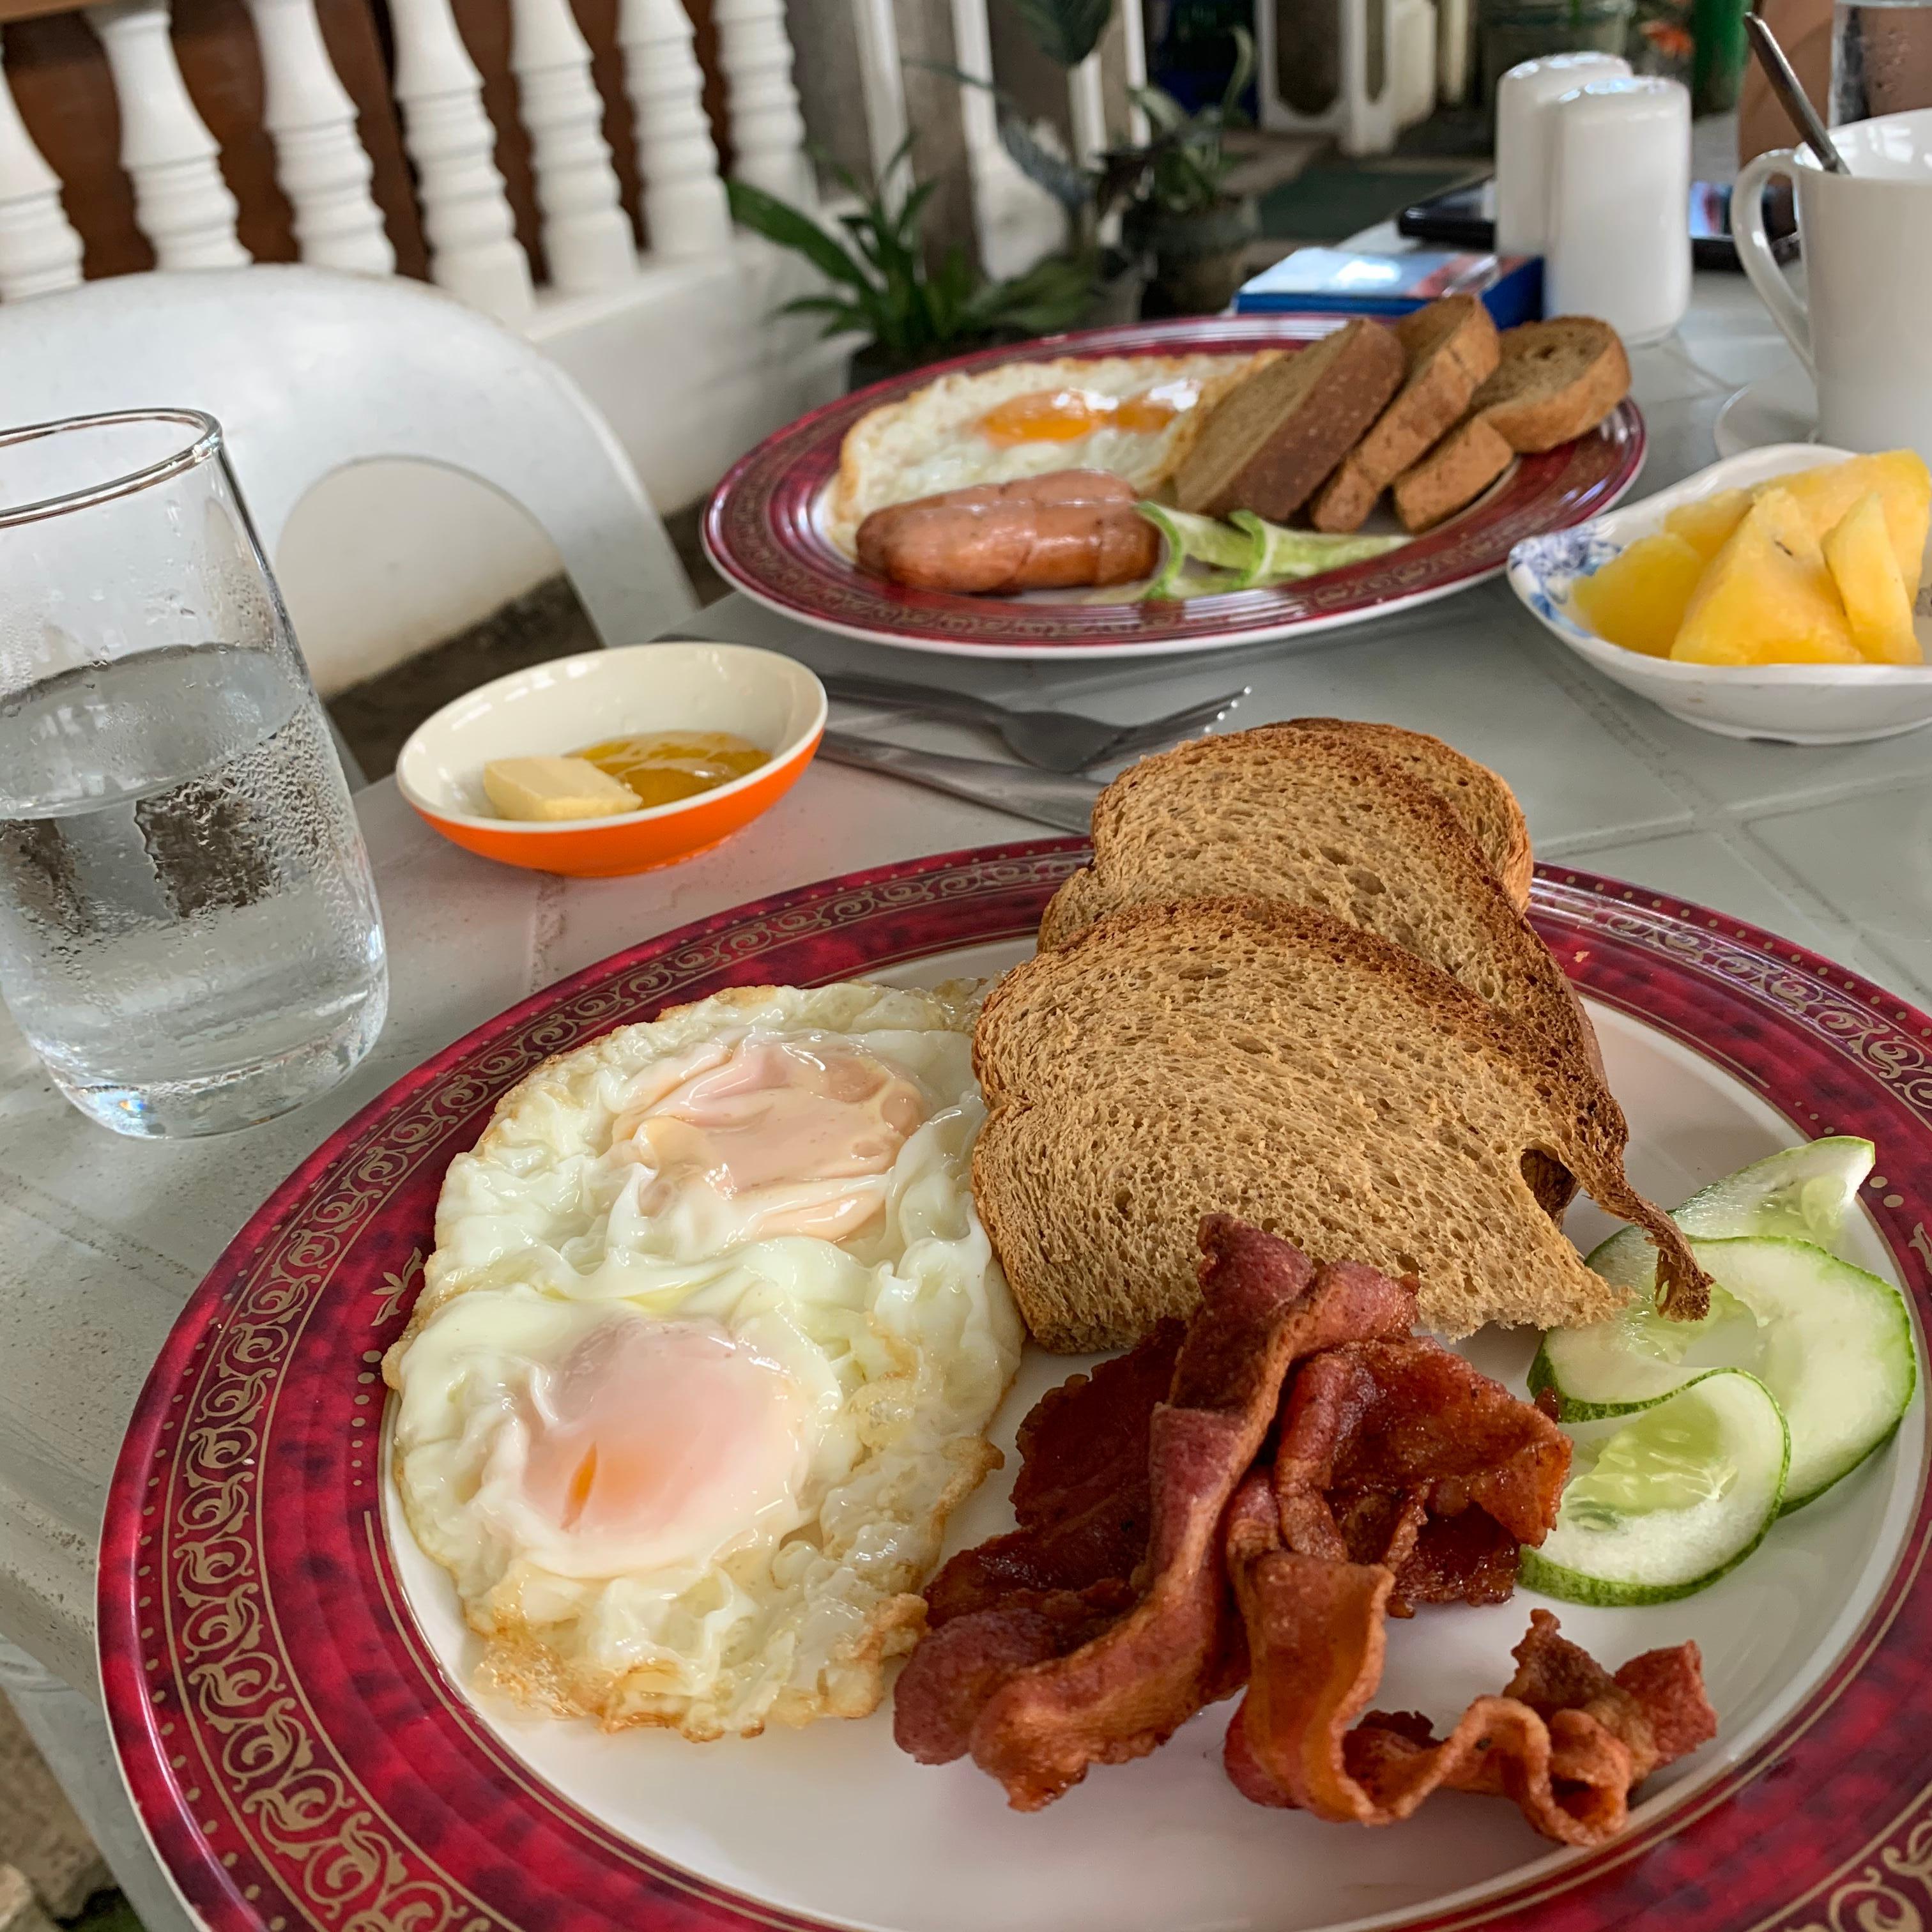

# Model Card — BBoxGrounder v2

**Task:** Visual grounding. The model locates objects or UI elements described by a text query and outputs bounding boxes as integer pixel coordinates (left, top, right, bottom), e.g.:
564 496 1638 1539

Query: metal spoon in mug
1745 8 1850 174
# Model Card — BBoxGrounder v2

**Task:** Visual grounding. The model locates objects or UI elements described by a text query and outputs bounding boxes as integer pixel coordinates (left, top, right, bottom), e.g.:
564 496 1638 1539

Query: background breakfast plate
100 847 1932 1932
702 318 1646 660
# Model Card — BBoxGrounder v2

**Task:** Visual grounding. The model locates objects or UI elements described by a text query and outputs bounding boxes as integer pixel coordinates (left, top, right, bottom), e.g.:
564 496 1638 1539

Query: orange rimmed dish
394 642 826 876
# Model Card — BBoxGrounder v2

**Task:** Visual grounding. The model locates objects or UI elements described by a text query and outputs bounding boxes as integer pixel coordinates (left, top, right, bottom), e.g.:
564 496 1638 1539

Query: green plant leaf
1131 82 1191 133
726 179 874 289
1006 0 1113 67
1222 25 1255 119
996 105 1091 213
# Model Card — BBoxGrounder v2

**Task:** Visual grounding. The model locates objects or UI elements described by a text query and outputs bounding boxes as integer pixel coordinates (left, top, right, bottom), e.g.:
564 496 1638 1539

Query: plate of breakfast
702 309 1644 657
101 722 1931 1932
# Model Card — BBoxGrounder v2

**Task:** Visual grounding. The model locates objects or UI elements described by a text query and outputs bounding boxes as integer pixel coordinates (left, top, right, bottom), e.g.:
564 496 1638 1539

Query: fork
818 671 1249 772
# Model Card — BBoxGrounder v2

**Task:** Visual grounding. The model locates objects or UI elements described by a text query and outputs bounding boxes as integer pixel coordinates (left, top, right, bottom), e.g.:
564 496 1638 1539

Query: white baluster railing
0 30 85 300
88 0 249 270
507 0 636 291
617 0 730 256
849 0 910 188
714 0 813 206
1067 50 1108 168
945 0 1062 279
246 0 395 273
389 0 535 319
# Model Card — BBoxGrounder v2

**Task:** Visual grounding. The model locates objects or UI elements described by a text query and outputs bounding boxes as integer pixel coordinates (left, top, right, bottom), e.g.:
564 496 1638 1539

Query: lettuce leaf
1135 503 1261 601
1228 510 1407 589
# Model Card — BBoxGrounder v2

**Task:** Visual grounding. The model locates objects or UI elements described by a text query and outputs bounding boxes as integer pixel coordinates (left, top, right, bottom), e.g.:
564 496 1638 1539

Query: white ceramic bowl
1507 443 1932 744
395 641 826 875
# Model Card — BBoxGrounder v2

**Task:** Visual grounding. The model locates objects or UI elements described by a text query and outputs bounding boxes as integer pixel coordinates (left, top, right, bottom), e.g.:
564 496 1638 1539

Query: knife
816 730 1100 834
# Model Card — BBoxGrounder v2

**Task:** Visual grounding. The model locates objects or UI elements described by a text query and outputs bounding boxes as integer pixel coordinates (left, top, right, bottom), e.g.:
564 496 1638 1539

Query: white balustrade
1117 0 1149 142
848 0 910 190
946 0 1062 278
0 32 84 300
1067 50 1108 167
88 0 249 270
507 0 635 291
617 0 730 256
388 0 534 320
246 0 394 273
714 0 814 206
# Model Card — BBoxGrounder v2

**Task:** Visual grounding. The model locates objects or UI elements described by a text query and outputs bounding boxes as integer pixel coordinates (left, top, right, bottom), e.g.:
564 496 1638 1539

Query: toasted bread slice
1174 319 1404 523
1470 317 1632 454
1390 413 1515 533
1286 717 1532 908
974 898 1704 1350
1309 296 1501 533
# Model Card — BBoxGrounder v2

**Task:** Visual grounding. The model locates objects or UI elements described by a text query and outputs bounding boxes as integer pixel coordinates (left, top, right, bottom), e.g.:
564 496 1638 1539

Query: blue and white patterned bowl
1507 443 1932 744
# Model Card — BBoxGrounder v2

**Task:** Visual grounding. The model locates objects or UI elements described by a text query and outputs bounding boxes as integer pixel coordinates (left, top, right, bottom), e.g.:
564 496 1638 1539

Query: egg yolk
974 383 1198 447
618 1038 927 1243
521 1318 808 1568
576 731 769 809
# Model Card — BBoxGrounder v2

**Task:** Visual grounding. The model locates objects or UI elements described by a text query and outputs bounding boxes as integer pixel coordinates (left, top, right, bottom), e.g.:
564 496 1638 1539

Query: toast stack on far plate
974 721 1706 1352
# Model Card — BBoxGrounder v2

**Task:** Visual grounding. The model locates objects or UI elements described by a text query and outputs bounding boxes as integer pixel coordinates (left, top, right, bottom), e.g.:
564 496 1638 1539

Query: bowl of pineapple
1507 444 1932 743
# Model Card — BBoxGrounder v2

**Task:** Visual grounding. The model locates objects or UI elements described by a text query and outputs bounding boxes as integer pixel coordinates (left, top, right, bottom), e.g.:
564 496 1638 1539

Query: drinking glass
0 410 388 1137
1835 0 1932 121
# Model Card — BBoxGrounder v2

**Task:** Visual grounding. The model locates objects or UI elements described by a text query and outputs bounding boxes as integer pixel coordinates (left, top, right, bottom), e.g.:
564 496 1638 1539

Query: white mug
1735 107 1932 463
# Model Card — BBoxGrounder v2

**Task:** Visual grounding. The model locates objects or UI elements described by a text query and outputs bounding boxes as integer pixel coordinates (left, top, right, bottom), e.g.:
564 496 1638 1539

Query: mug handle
1734 147 1814 378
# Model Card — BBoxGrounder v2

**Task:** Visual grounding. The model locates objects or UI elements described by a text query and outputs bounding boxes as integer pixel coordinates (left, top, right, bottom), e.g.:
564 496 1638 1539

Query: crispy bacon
1272 1338 1570 1614
894 1219 1415 1807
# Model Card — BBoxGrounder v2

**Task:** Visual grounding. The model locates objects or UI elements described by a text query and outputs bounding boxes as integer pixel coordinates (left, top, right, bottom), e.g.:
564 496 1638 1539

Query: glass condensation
0 411 387 1137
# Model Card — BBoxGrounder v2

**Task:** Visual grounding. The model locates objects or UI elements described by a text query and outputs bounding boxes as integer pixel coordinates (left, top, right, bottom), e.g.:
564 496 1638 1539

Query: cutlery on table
817 732 1100 834
818 670 1249 772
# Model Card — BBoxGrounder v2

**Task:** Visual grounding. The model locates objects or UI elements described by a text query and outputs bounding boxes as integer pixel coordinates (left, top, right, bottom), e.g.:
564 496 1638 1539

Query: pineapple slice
1754 452 1932 592
1574 533 1707 656
1672 488 1863 666
1663 487 1752 562
1822 493 1925 664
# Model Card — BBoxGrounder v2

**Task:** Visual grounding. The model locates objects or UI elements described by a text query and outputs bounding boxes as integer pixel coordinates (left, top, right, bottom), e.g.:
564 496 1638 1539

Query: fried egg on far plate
384 981 1022 1741
825 351 1278 555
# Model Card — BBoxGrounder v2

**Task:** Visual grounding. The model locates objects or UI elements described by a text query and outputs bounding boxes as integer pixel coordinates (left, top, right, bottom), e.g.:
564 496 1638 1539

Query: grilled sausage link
855 470 1158 594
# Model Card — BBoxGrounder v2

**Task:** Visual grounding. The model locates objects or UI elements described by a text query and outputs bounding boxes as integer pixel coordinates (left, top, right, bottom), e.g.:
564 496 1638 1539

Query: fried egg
825 351 1276 555
385 981 1022 1740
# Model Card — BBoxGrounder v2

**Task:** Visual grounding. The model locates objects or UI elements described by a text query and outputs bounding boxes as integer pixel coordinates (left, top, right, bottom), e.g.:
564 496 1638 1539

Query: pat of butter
482 756 641 822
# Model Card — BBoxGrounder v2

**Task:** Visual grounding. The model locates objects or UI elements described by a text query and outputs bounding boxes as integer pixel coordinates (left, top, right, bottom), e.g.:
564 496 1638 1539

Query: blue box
1233 249 1544 329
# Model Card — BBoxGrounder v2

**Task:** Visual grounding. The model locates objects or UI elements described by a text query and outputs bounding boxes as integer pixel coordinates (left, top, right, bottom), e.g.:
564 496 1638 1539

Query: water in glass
0 412 386 1137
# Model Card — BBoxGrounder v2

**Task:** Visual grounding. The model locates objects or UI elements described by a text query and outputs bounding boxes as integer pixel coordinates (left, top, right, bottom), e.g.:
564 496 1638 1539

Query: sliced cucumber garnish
1535 1234 1915 1511
1521 1368 1788 1604
1588 1136 1874 1294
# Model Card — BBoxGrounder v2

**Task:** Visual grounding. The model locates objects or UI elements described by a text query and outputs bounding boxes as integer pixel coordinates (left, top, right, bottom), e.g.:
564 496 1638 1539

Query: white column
1067 50 1107 167
388 0 533 320
616 0 730 256
1117 0 1149 142
849 0 910 189
507 0 636 291
245 0 394 273
88 0 249 270
946 0 1061 278
0 31 84 300
714 0 813 205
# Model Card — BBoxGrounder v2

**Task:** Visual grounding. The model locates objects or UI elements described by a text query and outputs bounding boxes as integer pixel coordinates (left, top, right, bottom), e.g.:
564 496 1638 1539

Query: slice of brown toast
974 898 1705 1350
1036 722 1598 1225
1285 717 1533 908
1468 316 1632 454
1174 319 1404 522
1308 296 1501 533
1390 413 1516 533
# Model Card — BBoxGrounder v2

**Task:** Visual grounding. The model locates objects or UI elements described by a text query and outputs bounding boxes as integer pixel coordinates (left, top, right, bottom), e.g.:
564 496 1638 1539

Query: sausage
855 470 1158 594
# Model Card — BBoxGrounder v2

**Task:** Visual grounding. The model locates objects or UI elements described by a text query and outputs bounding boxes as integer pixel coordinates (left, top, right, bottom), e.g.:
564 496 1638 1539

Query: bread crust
1468 318 1632 455
1391 414 1515 533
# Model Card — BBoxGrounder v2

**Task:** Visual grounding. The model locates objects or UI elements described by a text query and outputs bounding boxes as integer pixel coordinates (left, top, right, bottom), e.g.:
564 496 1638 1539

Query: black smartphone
1397 178 1799 272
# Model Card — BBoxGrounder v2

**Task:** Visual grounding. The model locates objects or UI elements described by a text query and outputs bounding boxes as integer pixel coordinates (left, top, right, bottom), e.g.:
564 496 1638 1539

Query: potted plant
726 141 1092 388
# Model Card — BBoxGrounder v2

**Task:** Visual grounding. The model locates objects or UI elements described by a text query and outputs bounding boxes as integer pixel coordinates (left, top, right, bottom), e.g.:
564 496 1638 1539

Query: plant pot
1084 247 1152 328
1478 0 1634 111
1126 195 1262 318
847 337 993 392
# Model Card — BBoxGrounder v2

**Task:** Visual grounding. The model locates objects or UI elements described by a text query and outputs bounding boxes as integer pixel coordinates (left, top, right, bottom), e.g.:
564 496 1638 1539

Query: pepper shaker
1494 50 1632 257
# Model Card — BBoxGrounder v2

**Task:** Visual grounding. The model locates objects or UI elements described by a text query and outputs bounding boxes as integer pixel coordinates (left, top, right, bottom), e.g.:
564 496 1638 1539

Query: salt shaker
1494 50 1631 257
1544 75 1692 344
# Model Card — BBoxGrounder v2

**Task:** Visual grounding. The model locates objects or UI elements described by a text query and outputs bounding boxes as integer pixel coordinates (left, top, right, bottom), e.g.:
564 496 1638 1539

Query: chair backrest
0 266 697 677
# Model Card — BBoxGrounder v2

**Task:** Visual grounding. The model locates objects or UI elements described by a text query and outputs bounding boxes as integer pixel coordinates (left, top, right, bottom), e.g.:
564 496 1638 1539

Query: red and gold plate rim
100 846 1932 1932
700 318 1646 659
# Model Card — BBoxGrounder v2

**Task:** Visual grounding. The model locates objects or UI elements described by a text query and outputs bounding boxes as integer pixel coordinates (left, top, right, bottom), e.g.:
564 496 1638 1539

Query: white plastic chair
0 265 696 776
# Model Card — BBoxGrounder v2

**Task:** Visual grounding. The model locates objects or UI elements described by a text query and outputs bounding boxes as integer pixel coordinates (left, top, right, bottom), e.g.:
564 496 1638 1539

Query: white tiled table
2 267 1920 1922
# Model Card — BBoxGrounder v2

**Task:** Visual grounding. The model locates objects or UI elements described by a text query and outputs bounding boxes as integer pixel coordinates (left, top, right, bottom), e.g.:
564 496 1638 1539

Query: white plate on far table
1713 371 1819 458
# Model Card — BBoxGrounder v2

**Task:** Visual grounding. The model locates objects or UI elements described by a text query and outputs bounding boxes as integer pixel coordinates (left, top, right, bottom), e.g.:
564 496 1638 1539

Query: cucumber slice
1534 1234 1915 1512
1520 1368 1788 1604
1588 1137 1874 1294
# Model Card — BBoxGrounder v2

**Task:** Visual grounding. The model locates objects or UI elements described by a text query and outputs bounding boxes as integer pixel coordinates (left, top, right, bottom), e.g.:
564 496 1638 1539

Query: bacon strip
1224 1508 1715 1845
895 1218 1416 1807
1272 1338 1570 1614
